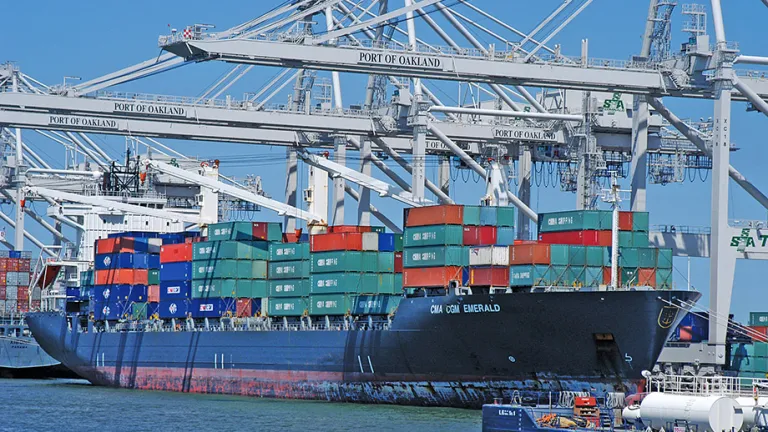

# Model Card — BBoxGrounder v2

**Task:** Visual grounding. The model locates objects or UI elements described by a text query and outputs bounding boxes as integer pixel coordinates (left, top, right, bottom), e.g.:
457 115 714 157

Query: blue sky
3 1 767 321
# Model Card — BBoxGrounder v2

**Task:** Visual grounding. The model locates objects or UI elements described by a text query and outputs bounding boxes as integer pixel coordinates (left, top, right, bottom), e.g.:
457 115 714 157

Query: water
2 379 481 432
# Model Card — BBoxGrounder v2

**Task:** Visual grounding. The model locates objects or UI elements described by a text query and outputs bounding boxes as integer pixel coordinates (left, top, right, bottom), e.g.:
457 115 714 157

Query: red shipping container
0 286 5 300
463 226 497 246
509 244 551 265
148 285 160 303
310 233 363 252
251 222 280 241
468 267 510 287
329 225 372 234
403 266 463 288
618 212 633 231
236 298 253 318
637 268 656 287
394 252 403 274
539 230 608 246
19 261 30 272
405 205 463 227
30 300 41 311
17 303 29 313
95 269 148 285
96 238 138 254
0 258 7 271
17 289 29 301
597 231 613 247
160 243 193 263
602 267 626 286
748 326 768 338
0 272 6 284
8 260 20 271
679 326 694 341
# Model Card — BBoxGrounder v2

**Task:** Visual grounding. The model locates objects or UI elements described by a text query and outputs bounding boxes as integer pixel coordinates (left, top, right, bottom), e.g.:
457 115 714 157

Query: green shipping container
193 240 270 261
310 251 378 274
394 234 404 252
656 268 673 290
632 232 650 247
632 212 650 232
750 312 768 326
193 279 237 298
402 246 464 268
619 248 639 268
637 248 656 268
584 266 603 287
268 260 310 279
131 302 147 320
586 246 605 267
656 248 673 269
550 245 569 266
267 297 308 317
369 226 386 234
566 266 585 285
496 206 516 228
394 273 403 293
192 260 267 280
402 225 463 247
622 267 639 286
268 279 311 297
510 265 534 286
309 294 352 316
239 280 268 298
148 269 160 286
377 253 395 273
568 246 586 266
352 295 401 315
618 231 633 248
550 265 568 285
310 273 378 294
207 221 255 241
268 242 310 262
538 210 612 233
463 205 481 226
376 274 395 295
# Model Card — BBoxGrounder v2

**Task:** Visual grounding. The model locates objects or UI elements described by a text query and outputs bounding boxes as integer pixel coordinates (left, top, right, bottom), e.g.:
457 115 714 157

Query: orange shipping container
95 269 148 285
310 233 363 252
404 205 463 227
236 298 253 318
403 266 463 288
597 231 613 247
469 267 510 287
160 243 193 263
148 285 160 303
329 225 372 234
618 212 633 231
637 268 656 287
509 244 551 265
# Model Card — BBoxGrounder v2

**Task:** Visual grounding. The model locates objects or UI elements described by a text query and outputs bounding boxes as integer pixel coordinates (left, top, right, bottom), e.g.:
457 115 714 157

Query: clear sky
3 1 767 322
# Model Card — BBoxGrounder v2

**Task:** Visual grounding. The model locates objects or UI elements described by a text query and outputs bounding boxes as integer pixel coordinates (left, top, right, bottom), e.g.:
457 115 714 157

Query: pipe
710 0 727 43
429 106 583 122
648 97 768 211
733 77 768 117
26 168 102 178
734 55 768 65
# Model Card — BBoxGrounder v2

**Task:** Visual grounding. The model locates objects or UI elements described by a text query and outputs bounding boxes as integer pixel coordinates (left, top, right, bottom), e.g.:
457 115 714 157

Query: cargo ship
27 205 700 408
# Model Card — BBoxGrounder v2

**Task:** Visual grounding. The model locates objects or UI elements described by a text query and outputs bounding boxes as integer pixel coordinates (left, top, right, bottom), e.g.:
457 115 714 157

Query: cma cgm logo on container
199 304 214 312
102 256 112 267
168 303 178 314
730 228 768 248
167 286 181 294
102 289 110 299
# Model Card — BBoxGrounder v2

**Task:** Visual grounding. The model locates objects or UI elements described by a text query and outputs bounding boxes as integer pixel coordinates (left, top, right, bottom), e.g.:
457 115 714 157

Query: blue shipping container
147 302 160 318
160 262 193 282
158 299 190 319
148 254 160 269
92 301 131 320
479 206 498 226
190 298 235 318
66 288 80 298
496 227 515 246
92 286 112 303
9 251 21 259
110 284 148 302
94 253 150 270
378 233 395 252
107 231 161 239
159 280 192 300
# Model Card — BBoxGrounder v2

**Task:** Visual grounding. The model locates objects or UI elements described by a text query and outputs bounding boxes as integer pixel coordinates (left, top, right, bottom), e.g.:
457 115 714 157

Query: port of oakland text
49 115 118 129
430 303 501 315
493 128 557 142
113 102 187 117
358 52 443 69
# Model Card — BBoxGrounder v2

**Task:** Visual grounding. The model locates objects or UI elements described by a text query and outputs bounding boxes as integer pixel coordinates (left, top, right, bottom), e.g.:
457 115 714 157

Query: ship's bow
25 312 72 365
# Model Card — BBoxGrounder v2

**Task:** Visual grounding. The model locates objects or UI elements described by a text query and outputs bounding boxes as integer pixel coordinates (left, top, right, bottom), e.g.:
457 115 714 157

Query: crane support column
630 95 649 212
709 56 737 364
357 138 372 226
13 127 25 251
411 99 428 203
331 137 346 225
285 147 299 232
517 146 533 239
438 156 450 198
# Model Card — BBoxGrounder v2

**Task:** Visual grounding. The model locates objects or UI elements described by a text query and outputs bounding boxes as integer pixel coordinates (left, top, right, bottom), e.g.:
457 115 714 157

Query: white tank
734 397 768 430
639 393 744 432
622 405 642 423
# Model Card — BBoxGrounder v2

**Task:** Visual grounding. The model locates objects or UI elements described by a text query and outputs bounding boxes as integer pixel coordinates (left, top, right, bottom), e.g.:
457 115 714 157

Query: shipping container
633 232 650 247
267 297 308 317
309 273 379 295
478 206 498 226
268 279 311 297
148 285 160 302
463 205 481 226
352 294 401 315
496 227 515 246
4 300 16 314
108 231 161 239
95 269 148 285
93 301 131 321
80 270 95 286
193 240 270 261
96 237 161 254
310 232 363 252
148 269 160 285
328 225 372 234
95 253 150 270
538 210 612 233
403 246 464 268
66 288 80 299
160 243 193 263
159 280 191 300
637 268 657 287
568 246 587 266
192 279 236 298
633 212 650 232
310 251 377 274
565 266 585 286
394 252 403 273
268 260 310 280
361 232 379 251
268 242 310 262
236 298 263 318
549 265 569 285
584 266 603 287
190 298 236 318
749 312 768 327
618 212 633 231
159 262 193 282
309 294 352 316
468 266 510 287
242 280 269 298
251 222 283 242
0 286 5 300
656 268 673 290
192 260 267 280
404 205 463 227
549 245 569 266
585 246 604 267
619 248 639 268
497 207 516 227
131 302 148 320
377 273 398 295
377 233 395 252
462 226 497 246
656 248 673 269
509 244 551 265
402 266 463 288
638 248 656 268
403 225 463 248
157 299 190 319
469 246 510 266
394 234 403 252
376 253 395 273
207 221 255 241
105 284 148 302
394 273 403 293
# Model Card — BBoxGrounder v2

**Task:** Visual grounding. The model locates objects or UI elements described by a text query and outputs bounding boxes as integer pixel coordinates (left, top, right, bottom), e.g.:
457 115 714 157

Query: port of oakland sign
113 102 187 117
358 51 443 69
492 127 558 143
49 115 118 129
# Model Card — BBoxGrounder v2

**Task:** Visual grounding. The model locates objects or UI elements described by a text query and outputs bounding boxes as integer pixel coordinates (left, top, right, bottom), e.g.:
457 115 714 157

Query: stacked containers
0 251 34 314
159 241 193 320
267 241 310 317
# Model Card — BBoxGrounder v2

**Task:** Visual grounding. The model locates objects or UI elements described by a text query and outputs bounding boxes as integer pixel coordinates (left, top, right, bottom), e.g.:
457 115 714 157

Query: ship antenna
600 172 630 290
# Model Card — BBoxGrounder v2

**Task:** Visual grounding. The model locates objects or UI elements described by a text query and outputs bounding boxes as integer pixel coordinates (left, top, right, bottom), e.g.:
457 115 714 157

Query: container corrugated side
310 251 378 274
404 205 463 227
308 294 352 315
268 242 310 262
268 260 310 280
468 246 510 266
267 297 308 317
192 260 267 280
402 225 463 247
193 240 270 261
268 279 311 297
352 294 401 315
402 246 464 268
750 312 768 326
207 222 255 241
310 273 378 294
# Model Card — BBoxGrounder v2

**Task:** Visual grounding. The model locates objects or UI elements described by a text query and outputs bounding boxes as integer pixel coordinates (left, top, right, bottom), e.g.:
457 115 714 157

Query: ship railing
651 374 768 397
93 317 393 333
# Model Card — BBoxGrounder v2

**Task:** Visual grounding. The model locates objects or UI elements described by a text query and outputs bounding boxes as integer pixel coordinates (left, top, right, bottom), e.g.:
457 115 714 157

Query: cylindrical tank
734 397 768 430
639 393 744 432
622 405 642 423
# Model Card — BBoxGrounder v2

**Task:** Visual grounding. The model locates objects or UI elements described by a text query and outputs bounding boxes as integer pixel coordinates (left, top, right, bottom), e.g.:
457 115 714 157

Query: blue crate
377 233 395 252
159 280 192 300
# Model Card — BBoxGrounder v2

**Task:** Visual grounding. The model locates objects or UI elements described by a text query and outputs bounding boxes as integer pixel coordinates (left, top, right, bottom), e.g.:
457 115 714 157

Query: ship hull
27 290 699 408
0 335 77 378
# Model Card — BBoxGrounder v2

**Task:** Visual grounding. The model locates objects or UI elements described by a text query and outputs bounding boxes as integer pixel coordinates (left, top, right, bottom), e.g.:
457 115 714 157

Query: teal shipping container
402 246 464 268
402 225 464 247
585 246 604 267
496 227 515 246
584 266 603 287
394 273 403 293
656 268 673 289
550 245 569 266
268 260 310 280
240 280 268 298
633 232 650 247
192 279 240 299
310 273 379 295
375 274 396 295
565 266 585 285
377 253 395 273
749 312 768 326
309 294 353 316
568 246 586 266
352 294 401 315
510 265 534 286
268 242 310 262
463 206 481 226
268 297 308 317
268 279 311 297
193 240 269 261
538 210 611 233
207 222 255 241
632 212 650 232
394 234 404 252
619 248 639 268
310 251 378 274
192 260 267 280
550 265 568 285
656 248 673 269
637 248 656 268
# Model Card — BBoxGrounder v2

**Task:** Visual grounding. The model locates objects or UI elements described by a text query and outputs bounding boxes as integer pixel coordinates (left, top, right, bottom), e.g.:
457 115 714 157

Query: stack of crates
748 312 768 343
92 236 159 320
0 251 34 314
730 341 768 378
401 205 515 289
190 221 276 319
464 205 516 288
267 241 310 317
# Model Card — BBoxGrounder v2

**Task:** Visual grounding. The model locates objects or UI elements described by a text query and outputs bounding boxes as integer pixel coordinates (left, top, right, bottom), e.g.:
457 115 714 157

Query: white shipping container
18 272 30 286
6 272 19 285
361 232 379 251
0 300 4 313
5 285 17 300
31 286 42 300
469 246 510 266
4 300 16 314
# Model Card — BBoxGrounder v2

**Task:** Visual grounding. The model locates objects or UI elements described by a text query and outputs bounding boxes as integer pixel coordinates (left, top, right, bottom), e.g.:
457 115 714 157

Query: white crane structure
1 0 767 369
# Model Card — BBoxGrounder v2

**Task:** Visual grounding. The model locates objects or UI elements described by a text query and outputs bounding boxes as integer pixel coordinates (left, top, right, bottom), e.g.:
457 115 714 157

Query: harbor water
1 379 481 432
